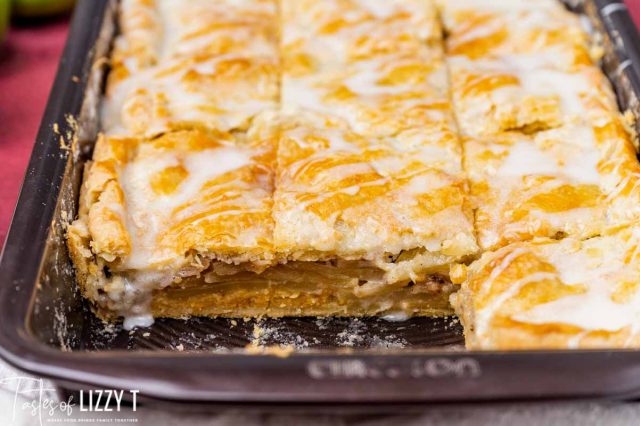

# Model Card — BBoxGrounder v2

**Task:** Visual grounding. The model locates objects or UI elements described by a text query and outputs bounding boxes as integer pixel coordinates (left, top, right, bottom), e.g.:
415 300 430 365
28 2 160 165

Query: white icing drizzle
567 330 590 349
119 146 252 270
441 0 562 15
477 270 557 339
605 172 640 203
352 0 397 18
123 314 155 330
477 247 531 300
382 311 410 322
342 57 422 95
104 52 278 137
496 134 601 185
512 288 640 333
497 141 563 178
510 232 640 339
518 69 591 117
474 230 640 345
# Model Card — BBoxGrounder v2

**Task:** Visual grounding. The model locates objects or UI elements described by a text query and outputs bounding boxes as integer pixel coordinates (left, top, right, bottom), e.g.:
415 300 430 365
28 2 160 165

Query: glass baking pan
2 0 640 408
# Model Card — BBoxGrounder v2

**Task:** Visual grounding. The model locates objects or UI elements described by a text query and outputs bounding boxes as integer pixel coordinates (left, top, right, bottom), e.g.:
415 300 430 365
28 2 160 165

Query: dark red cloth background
0 2 639 248
0 19 68 247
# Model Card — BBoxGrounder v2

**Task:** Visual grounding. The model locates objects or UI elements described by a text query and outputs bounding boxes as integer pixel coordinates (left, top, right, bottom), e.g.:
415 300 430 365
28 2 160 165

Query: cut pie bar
273 111 476 287
103 0 280 137
448 58 619 137
465 118 640 250
439 0 621 138
281 0 449 139
67 122 276 324
464 127 605 251
108 0 279 83
103 53 280 137
451 225 640 350
282 0 442 69
436 0 592 68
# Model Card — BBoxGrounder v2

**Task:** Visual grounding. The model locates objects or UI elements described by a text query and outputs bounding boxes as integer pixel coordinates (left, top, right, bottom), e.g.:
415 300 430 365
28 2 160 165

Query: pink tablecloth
0 19 68 247
0 2 639 247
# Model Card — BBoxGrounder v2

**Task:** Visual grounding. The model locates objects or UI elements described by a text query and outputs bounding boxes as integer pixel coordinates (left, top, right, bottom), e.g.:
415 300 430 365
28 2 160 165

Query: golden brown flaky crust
67 0 640 350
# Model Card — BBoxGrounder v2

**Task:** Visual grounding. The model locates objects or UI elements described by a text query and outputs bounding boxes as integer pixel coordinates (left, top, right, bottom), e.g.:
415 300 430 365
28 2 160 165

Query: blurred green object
0 0 9 41
12 0 74 18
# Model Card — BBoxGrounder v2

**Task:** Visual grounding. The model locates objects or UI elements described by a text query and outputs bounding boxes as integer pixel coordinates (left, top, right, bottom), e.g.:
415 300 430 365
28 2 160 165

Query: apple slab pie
67 0 640 349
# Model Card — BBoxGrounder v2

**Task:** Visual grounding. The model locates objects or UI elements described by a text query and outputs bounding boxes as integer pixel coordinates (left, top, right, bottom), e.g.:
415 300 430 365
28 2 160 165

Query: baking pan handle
595 0 640 101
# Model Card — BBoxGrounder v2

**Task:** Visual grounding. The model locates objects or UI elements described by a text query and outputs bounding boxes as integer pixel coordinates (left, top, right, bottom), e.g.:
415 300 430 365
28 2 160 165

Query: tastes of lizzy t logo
0 369 139 424
79 389 139 413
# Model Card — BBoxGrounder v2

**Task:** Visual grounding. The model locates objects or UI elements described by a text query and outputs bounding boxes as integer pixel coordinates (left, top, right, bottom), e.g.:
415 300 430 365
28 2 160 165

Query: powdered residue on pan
53 305 72 352
247 317 410 350
334 318 407 349
248 320 315 350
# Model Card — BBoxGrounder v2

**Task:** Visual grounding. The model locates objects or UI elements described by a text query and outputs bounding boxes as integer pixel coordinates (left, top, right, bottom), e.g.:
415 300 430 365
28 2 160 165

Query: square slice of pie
108 0 278 85
67 122 277 326
465 128 606 251
282 0 442 69
448 57 619 137
104 0 280 137
273 111 478 289
281 0 448 139
465 115 640 251
436 0 592 69
451 225 640 350
282 47 452 140
102 53 280 137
